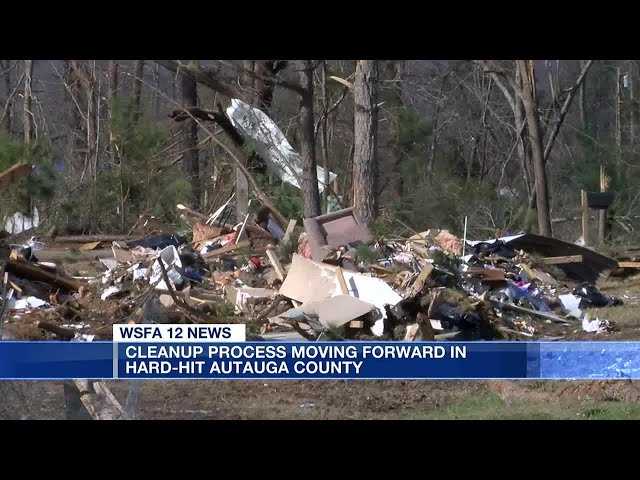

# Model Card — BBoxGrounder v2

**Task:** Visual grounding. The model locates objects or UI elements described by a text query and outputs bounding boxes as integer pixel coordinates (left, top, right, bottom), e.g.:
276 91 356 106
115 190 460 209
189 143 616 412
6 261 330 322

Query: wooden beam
335 267 349 295
537 255 583 265
618 261 640 268
7 258 82 291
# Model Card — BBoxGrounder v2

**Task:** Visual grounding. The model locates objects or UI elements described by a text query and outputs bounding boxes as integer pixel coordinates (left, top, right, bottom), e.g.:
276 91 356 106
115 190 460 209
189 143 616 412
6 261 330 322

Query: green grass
374 394 640 420
578 402 640 420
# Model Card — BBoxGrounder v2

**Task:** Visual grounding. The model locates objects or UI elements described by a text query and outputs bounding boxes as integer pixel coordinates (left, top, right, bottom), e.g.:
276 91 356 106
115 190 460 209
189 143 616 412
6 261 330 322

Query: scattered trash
1 187 631 346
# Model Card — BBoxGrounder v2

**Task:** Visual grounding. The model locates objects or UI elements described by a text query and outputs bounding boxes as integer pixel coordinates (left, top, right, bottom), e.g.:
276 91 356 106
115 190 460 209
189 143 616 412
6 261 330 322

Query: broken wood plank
202 240 251 259
618 261 640 268
537 254 583 265
335 267 349 295
9 281 22 293
464 266 506 284
79 241 102 251
266 248 286 281
405 264 434 298
490 299 571 325
282 219 297 245
7 258 82 292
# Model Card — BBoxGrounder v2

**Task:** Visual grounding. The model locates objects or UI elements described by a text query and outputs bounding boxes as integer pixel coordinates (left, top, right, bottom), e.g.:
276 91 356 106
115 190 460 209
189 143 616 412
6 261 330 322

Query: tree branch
155 60 239 99
217 60 305 96
543 60 595 163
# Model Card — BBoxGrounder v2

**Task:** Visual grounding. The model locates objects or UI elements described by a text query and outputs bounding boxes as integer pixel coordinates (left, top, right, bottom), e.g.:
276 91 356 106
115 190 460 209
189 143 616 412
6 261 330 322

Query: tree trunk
132 60 144 125
235 60 255 221
298 60 321 218
321 60 330 213
23 60 34 143
353 59 380 222
2 60 14 135
387 60 405 197
518 60 552 237
108 60 125 231
181 63 200 209
579 59 588 131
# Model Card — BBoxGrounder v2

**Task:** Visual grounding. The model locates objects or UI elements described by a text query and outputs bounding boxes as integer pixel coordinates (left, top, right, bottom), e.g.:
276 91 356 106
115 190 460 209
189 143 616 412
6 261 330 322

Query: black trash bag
472 240 518 259
18 246 38 263
433 302 484 330
126 234 187 250
573 282 623 308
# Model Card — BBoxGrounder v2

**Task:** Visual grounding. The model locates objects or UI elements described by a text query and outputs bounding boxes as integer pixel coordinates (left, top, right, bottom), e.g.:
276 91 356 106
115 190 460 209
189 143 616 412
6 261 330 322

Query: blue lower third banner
2 341 640 380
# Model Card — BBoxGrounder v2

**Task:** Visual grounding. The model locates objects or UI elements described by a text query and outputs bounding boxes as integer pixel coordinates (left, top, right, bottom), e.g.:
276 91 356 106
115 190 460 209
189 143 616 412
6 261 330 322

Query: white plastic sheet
3 207 39 234
226 99 337 193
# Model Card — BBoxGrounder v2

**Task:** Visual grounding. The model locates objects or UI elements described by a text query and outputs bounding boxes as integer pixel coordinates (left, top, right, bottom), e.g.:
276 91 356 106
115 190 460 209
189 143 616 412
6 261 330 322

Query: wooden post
581 189 590 246
598 165 609 245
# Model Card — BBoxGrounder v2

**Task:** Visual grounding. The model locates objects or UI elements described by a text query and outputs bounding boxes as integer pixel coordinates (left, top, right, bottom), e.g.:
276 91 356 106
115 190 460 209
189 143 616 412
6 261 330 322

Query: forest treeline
0 59 637 244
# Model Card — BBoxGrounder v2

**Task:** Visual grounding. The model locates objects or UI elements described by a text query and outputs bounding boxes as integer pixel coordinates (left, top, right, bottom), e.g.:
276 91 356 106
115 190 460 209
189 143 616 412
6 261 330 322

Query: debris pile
2 196 631 345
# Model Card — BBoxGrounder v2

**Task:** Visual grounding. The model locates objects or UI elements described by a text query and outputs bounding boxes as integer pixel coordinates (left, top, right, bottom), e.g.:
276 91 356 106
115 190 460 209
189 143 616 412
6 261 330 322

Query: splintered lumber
202 240 251 259
618 261 640 269
54 235 138 243
282 219 297 245
74 380 129 420
266 248 286 281
405 264 434 298
7 258 81 292
464 266 506 283
0 163 34 189
335 267 350 295
538 255 583 265
490 300 571 325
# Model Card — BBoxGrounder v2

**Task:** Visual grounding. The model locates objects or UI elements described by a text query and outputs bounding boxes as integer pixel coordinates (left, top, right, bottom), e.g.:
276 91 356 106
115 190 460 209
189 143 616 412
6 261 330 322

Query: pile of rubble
0 200 632 344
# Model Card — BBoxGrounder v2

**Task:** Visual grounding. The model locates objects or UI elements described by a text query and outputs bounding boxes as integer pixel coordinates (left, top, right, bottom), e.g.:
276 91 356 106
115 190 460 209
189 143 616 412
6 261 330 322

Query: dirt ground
3 247 640 420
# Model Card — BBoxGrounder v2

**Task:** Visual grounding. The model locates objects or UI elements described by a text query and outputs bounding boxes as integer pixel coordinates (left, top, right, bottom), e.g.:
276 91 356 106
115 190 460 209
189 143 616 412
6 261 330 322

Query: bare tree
23 60 34 143
132 60 145 125
353 59 380 222
298 60 321 218
517 60 552 236
181 61 200 208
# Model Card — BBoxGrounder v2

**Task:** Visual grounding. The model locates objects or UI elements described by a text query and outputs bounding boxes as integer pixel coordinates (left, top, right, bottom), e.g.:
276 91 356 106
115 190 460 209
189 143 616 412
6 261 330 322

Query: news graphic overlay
114 324 533 379
3 326 640 379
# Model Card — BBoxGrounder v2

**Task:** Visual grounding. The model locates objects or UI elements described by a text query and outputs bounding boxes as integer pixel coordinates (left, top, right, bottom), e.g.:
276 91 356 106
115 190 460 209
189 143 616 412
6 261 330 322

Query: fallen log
74 380 129 420
36 321 75 340
7 258 82 292
53 235 139 243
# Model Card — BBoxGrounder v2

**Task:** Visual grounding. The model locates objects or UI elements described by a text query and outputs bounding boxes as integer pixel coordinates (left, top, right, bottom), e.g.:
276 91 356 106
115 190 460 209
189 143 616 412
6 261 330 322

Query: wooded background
1 59 636 244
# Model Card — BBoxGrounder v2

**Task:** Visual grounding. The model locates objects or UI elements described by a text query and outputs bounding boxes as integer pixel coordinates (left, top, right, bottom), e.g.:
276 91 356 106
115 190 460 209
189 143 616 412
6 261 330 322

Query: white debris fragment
101 286 123 300
582 314 612 333
559 293 583 319
14 296 49 310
